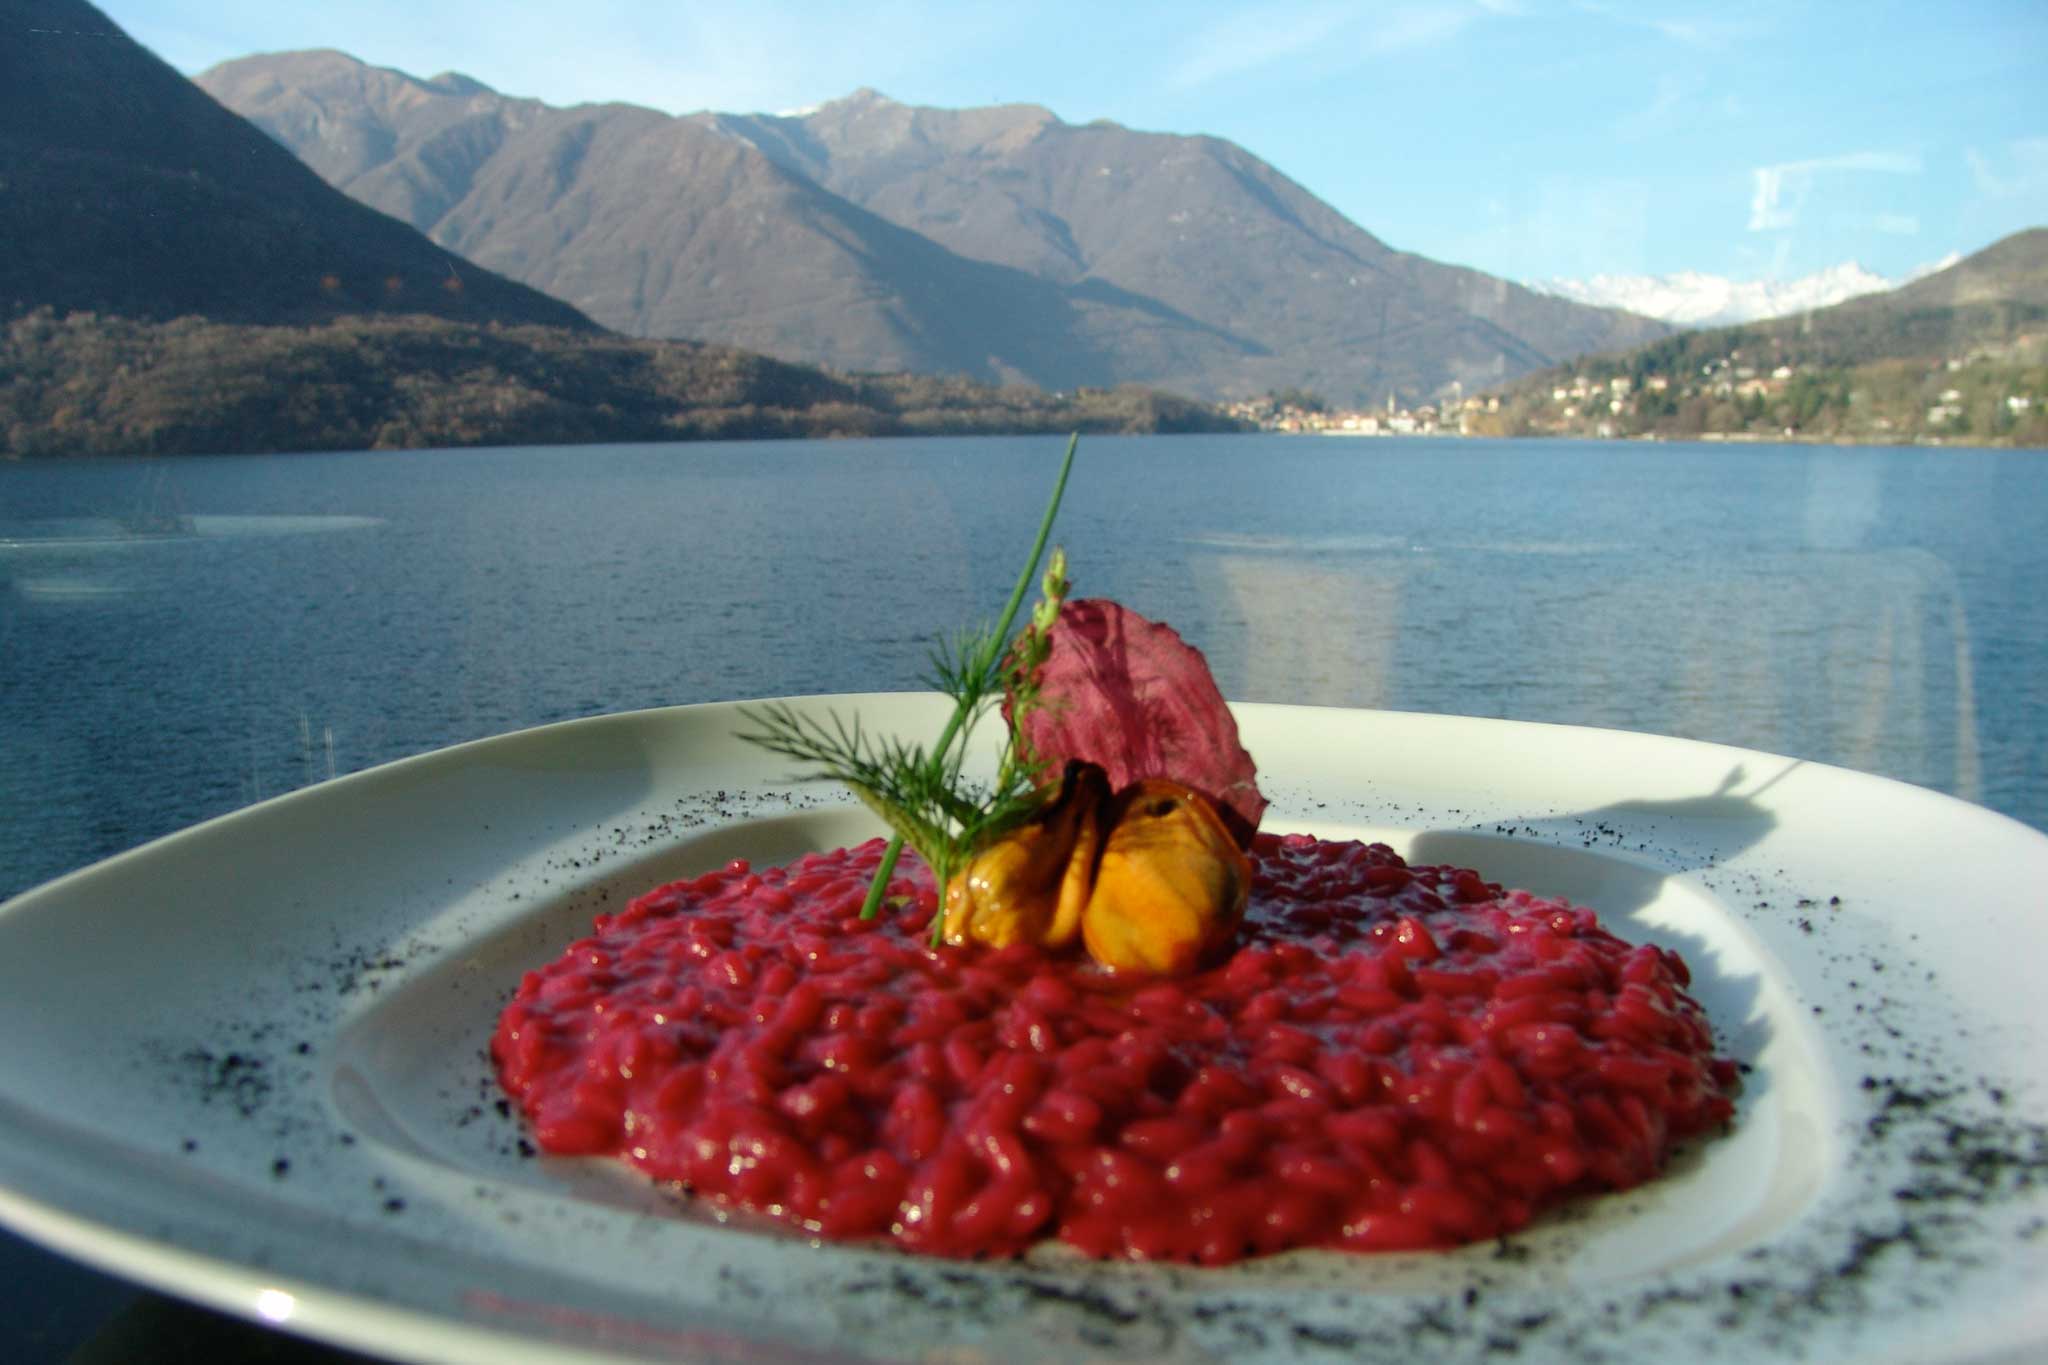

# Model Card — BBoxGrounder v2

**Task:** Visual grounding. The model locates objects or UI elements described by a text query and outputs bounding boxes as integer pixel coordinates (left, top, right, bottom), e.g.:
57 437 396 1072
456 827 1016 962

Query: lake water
2 433 2044 902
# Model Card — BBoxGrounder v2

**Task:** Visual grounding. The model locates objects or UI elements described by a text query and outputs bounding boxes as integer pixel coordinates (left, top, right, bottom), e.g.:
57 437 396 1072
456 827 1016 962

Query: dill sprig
736 434 1080 942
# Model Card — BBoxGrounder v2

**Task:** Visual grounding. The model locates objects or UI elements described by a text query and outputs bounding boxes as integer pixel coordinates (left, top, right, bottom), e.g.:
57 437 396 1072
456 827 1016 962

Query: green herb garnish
737 434 1079 944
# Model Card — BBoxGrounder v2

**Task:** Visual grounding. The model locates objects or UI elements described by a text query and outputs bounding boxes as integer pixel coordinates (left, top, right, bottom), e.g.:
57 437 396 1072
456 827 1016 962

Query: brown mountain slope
0 1 594 330
197 54 1148 388
711 90 1669 398
1879 227 2048 310
200 55 1669 405
1769 226 2048 361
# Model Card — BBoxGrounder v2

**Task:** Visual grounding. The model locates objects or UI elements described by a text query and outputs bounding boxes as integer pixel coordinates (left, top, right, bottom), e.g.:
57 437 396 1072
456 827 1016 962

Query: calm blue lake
3 433 2044 900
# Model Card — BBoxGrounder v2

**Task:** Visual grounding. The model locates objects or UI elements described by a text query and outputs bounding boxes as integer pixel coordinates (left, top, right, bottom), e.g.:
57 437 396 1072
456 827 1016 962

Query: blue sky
98 0 2047 285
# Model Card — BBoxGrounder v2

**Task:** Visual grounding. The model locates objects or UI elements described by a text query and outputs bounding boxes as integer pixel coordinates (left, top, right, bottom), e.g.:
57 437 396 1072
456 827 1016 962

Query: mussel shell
1080 779 1250 975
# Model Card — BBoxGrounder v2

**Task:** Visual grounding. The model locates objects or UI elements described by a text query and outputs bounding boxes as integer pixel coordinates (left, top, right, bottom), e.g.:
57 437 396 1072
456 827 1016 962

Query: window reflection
1190 467 1988 814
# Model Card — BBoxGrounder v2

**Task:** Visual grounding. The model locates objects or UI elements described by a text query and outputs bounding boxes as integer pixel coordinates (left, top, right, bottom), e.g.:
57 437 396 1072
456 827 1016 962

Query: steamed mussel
942 760 1250 975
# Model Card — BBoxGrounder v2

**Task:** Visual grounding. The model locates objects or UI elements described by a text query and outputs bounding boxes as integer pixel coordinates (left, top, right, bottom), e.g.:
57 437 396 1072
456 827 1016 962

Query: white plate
2 696 2045 1364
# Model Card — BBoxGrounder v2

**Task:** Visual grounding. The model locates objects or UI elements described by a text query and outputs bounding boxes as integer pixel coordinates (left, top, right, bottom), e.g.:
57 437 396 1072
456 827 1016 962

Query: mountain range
194 51 1670 406
1483 227 2048 445
1627 228 2048 370
1529 260 1959 328
22 0 2025 451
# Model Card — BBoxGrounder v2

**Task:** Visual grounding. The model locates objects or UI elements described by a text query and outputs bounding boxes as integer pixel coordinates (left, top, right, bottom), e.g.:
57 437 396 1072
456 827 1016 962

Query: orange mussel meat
942 761 1250 975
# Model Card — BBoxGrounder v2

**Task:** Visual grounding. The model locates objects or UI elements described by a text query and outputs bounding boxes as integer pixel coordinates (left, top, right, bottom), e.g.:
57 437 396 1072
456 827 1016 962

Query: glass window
3 4 2043 1360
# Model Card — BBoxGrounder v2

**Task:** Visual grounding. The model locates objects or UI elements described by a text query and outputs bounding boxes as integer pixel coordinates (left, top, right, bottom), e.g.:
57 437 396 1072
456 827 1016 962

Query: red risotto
493 833 1737 1263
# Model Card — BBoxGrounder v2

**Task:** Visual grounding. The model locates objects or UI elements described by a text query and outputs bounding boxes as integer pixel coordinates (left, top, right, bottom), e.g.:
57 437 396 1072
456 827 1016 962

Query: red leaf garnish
1010 599 1265 845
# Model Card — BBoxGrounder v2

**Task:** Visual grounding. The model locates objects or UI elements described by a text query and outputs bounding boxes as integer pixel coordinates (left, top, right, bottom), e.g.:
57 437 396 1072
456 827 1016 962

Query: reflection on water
1 514 383 606
1200 535 1986 810
1185 530 1413 556
11 576 134 603
0 514 383 550
1208 556 1404 708
1802 454 1883 550
1187 530 1635 557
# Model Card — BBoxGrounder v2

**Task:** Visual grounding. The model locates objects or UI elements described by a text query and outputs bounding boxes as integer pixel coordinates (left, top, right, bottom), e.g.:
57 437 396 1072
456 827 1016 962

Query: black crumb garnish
180 1046 272 1117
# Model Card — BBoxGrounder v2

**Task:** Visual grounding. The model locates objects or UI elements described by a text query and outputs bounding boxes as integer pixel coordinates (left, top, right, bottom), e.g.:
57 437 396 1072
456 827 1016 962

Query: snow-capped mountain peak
1529 259 1949 327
